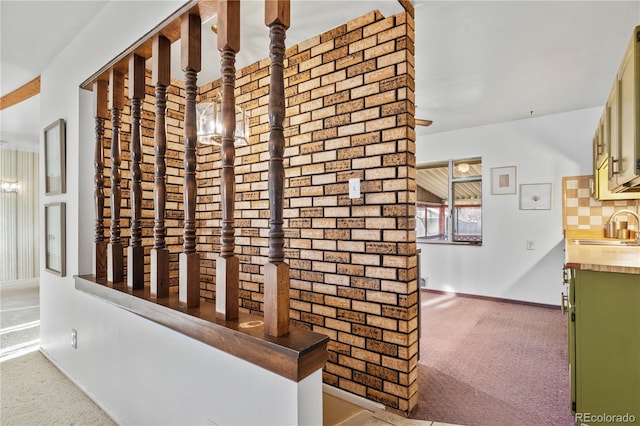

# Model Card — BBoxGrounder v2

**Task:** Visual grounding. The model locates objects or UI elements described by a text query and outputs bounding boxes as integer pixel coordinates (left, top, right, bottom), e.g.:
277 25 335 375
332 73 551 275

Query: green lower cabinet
570 269 640 425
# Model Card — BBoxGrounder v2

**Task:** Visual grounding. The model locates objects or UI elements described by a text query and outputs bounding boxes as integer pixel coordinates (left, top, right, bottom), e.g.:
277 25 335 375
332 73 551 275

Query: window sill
74 275 329 382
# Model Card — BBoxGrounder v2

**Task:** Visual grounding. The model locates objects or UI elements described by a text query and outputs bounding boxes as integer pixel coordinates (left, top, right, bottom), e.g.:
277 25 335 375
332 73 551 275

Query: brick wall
103 9 419 416
197 10 419 414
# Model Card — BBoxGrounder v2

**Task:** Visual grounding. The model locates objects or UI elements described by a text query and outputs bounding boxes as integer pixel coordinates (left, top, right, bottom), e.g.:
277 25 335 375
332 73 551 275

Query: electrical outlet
526 240 535 250
71 329 77 349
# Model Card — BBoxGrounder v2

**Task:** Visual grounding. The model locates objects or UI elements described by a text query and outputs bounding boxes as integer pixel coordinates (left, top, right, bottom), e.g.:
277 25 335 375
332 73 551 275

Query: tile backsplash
562 176 639 230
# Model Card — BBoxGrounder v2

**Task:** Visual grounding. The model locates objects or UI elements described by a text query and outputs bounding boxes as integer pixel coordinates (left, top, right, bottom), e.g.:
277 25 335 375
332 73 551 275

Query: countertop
565 229 640 274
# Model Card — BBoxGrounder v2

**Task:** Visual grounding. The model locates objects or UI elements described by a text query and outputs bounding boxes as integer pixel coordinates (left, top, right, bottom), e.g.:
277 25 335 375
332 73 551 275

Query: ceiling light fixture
1 181 19 193
456 163 470 173
196 93 249 147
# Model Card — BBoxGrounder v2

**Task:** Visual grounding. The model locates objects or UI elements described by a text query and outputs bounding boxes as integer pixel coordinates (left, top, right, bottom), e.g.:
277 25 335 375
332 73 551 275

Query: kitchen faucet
606 209 640 245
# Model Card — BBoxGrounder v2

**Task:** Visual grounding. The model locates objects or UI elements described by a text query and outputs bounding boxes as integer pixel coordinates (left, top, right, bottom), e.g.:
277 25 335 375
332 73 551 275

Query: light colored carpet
0 350 115 425
412 291 574 426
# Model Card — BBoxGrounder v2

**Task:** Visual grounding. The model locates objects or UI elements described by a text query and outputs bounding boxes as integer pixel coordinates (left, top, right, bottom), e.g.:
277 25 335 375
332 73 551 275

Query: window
416 158 482 244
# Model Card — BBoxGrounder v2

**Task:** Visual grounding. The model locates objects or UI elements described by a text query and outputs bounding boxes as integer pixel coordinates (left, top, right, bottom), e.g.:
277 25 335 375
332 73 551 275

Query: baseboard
1 277 39 286
421 288 560 310
38 348 122 425
323 383 384 413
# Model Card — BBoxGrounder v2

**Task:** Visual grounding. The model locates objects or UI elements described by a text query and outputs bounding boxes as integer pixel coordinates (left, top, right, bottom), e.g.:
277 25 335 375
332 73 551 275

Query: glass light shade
196 94 249 147
1 181 19 193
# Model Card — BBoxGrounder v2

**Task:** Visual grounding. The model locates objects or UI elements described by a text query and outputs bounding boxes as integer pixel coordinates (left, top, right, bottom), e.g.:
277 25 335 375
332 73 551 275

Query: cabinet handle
611 157 620 175
561 293 568 315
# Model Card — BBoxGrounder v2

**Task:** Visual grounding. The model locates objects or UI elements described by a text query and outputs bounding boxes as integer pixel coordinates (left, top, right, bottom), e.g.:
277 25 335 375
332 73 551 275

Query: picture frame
520 183 552 210
44 118 66 195
45 202 66 276
491 166 517 195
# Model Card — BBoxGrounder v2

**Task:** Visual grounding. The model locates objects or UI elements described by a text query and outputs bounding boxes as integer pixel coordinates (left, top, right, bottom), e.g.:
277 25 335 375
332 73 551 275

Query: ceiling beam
0 76 40 110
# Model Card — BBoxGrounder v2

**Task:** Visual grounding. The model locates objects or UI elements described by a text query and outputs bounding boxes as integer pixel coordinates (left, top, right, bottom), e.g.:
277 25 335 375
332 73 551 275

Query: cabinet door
596 115 606 169
568 269 576 413
616 27 640 187
574 270 640 419
608 79 622 187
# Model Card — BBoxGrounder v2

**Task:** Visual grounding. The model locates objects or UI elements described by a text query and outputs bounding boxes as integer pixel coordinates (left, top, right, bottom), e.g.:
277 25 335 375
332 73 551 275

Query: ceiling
1 1 639 152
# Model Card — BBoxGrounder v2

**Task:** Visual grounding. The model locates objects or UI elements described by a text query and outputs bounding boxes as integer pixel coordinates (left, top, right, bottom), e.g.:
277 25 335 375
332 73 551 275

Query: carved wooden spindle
264 0 291 337
107 68 125 284
127 54 145 290
179 13 201 308
151 35 171 299
216 0 240 321
94 79 108 281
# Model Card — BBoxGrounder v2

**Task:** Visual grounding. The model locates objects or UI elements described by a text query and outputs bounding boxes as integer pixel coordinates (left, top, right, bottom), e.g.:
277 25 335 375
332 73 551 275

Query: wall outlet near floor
71 329 77 349
526 240 535 250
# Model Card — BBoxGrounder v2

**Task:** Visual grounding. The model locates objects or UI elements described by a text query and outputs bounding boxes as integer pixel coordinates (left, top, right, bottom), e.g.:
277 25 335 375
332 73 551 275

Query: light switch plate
349 178 361 199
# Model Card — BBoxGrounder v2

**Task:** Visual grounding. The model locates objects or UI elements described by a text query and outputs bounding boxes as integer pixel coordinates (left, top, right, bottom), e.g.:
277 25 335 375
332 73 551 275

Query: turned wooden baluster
107 68 125 284
179 13 201 308
151 35 171 299
264 0 291 336
127 54 146 290
216 0 240 321
93 79 108 281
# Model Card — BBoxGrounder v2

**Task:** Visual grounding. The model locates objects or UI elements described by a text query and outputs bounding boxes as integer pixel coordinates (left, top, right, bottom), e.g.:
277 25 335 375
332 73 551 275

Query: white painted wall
416 108 601 305
39 2 322 424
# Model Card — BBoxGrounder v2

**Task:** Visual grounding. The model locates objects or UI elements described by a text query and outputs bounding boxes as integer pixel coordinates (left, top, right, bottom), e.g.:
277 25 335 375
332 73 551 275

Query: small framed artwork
520 183 552 210
45 202 66 276
44 118 66 195
491 166 517 195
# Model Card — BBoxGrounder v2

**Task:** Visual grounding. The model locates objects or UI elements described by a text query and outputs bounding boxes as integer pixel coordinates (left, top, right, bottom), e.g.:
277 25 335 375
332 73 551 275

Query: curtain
0 148 39 281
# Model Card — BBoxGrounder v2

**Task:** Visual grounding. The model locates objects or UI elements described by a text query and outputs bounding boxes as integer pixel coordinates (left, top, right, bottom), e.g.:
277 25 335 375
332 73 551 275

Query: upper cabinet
608 26 640 193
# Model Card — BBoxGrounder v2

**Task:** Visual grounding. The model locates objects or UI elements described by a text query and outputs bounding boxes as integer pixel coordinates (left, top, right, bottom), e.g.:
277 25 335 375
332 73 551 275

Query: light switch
349 178 361 199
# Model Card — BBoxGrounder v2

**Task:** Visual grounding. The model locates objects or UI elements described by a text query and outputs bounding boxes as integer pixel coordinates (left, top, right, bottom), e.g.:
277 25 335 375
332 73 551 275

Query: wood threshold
0 76 40 110
75 275 329 382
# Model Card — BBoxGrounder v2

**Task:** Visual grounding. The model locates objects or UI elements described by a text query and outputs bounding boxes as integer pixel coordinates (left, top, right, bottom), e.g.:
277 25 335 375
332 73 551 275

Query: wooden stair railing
264 0 291 337
179 12 201 308
215 0 241 321
150 35 171 299
127 54 146 290
93 79 108 281
107 69 125 284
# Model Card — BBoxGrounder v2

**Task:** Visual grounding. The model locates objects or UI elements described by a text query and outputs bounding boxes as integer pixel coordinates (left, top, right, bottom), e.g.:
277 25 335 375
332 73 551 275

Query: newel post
215 0 241 321
150 35 171 299
93 79 108 281
179 12 201 308
127 54 146 290
264 0 291 336
107 68 125 284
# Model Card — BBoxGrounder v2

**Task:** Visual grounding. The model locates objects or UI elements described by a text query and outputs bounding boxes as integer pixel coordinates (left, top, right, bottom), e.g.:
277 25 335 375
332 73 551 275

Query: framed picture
520 183 552 210
44 118 66 195
45 202 66 276
491 166 516 195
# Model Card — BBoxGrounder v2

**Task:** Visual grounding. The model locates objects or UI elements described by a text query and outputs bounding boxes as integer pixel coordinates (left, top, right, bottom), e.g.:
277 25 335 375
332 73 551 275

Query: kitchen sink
572 239 639 246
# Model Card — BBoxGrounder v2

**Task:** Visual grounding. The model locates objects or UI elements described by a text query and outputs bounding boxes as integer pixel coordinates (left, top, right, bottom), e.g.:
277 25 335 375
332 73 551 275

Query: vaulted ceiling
1 1 639 152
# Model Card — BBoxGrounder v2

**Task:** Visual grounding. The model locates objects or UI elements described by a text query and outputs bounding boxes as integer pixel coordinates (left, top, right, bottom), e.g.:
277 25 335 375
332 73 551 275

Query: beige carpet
0 350 115 425
412 291 574 426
